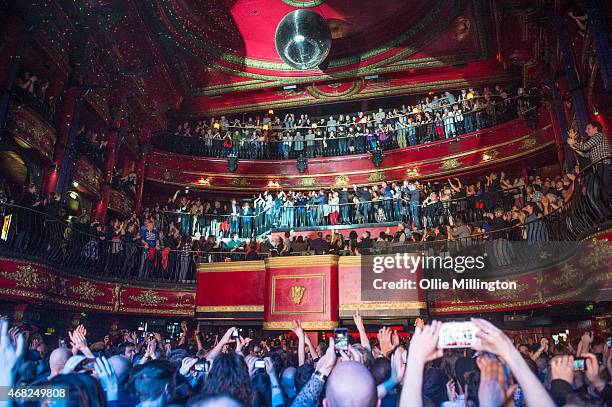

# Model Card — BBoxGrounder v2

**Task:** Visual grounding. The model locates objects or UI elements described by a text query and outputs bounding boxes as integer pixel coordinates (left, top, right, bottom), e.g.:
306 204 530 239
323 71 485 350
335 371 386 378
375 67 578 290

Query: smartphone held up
437 321 480 349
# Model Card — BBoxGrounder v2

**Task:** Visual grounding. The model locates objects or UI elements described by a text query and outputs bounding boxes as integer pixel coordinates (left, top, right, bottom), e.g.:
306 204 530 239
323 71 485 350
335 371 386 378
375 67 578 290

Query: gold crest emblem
290 286 306 305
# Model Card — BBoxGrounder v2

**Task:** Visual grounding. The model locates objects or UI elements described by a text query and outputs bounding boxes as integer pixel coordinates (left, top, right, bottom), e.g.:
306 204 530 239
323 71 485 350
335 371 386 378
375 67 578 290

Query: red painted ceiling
52 0 506 124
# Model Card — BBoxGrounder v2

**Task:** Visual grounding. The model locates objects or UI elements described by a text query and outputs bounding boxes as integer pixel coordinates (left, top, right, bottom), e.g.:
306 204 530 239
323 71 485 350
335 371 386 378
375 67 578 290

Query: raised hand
414 317 425 330
235 336 246 355
550 355 574 384
315 337 337 376
471 318 515 361
94 356 119 402
477 354 517 407
68 327 88 353
584 353 606 392
407 320 443 365
0 319 25 386
291 320 305 338
179 357 198 376
378 326 398 358
353 310 364 330
446 379 458 402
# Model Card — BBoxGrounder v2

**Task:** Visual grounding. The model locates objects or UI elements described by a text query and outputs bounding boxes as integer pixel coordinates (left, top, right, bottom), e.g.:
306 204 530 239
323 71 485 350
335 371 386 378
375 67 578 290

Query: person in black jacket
14 183 42 251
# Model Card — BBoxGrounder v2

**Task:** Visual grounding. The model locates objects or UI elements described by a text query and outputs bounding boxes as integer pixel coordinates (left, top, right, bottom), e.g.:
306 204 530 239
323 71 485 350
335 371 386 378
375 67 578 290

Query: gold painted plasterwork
263 320 338 330
196 305 264 313
339 301 427 311
197 260 266 273
265 255 339 268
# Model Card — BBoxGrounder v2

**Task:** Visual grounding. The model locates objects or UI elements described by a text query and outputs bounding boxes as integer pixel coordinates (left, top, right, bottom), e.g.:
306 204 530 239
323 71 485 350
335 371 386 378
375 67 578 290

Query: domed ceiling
45 0 510 126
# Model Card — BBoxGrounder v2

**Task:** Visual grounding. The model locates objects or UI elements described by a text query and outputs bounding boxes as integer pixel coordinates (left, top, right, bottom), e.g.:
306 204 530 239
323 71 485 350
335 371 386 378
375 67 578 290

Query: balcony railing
12 86 56 124
0 157 609 284
152 97 540 160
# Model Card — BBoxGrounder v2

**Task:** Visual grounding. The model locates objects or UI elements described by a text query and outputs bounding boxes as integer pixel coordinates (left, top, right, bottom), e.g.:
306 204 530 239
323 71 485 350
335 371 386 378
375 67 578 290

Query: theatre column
134 127 151 215
95 120 121 223
553 16 591 137
44 81 80 194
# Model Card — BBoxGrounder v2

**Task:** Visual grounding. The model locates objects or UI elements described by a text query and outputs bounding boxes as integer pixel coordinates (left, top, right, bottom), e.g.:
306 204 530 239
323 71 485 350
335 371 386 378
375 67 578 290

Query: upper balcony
147 107 555 191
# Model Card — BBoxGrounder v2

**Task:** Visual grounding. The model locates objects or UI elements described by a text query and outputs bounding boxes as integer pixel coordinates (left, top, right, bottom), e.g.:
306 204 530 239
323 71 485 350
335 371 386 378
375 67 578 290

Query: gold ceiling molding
204 75 511 115
441 158 462 170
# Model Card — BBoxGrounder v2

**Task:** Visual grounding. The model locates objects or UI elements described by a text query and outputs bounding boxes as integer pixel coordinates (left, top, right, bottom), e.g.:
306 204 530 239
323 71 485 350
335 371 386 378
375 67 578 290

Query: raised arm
471 318 556 407
399 321 443 407
291 320 306 367
205 327 235 361
353 311 371 350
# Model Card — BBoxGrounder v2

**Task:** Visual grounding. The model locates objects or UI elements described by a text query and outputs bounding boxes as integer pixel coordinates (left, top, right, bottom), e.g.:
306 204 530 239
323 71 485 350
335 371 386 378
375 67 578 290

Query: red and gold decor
108 187 134 216
0 258 195 317
338 256 426 319
263 255 339 330
72 156 103 198
147 115 556 191
195 261 267 320
7 105 57 161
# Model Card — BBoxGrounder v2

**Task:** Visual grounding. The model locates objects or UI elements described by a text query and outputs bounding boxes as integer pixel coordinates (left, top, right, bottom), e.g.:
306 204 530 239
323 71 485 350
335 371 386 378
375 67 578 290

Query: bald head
49 348 72 377
323 361 379 407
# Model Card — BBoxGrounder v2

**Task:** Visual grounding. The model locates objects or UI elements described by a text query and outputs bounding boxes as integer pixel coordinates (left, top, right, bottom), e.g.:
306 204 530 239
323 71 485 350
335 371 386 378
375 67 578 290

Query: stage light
311 123 317 128
268 109 274 115
213 123 220 129
69 191 78 200
72 181 79 188
262 124 269 131
466 93 474 100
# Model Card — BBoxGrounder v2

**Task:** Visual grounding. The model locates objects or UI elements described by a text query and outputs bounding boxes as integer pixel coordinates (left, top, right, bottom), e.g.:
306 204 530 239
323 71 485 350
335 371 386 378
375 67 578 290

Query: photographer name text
372 278 517 292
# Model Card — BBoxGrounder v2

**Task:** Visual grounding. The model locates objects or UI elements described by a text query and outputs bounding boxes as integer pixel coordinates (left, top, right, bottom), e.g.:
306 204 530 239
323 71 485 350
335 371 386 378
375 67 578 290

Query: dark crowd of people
154 85 541 160
0 162 578 283
1 314 611 407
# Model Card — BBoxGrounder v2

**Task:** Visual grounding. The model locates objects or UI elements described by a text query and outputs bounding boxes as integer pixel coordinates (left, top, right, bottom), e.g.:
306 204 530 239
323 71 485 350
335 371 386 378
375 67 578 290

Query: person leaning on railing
568 121 612 202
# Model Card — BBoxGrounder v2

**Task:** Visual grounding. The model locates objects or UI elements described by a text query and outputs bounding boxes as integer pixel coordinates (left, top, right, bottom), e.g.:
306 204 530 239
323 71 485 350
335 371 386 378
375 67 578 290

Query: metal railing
152 95 539 160
12 86 56 124
0 157 609 283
